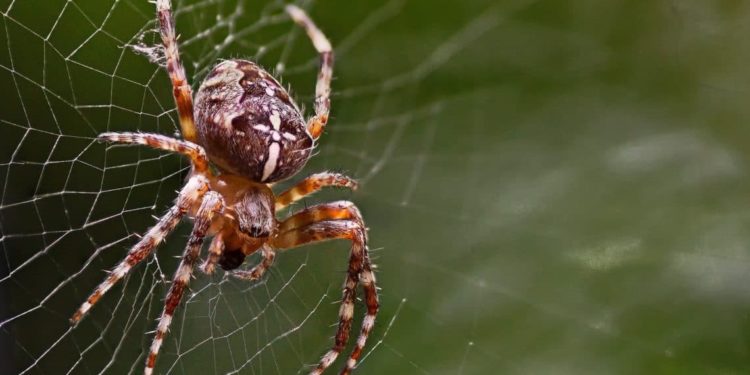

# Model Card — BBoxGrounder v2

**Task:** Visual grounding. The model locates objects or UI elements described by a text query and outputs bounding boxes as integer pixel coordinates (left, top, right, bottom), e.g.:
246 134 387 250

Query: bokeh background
2 0 750 374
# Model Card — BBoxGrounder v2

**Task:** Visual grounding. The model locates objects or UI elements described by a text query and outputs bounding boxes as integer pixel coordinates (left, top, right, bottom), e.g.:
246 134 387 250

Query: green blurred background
2 0 750 374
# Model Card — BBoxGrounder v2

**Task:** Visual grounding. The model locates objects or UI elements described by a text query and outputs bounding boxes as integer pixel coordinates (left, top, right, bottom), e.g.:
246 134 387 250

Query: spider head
194 59 314 183
233 184 276 239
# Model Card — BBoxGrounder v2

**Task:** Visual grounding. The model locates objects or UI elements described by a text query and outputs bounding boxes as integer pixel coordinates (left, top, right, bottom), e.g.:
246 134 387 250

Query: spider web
7 0 750 374
0 0 523 373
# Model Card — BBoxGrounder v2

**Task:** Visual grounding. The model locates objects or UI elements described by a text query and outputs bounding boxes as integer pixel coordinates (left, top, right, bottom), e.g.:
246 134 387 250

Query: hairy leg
98 132 209 173
276 172 358 211
277 201 363 233
286 5 333 139
145 191 224 375
155 0 198 142
200 232 225 275
232 245 276 281
272 202 378 375
70 174 209 325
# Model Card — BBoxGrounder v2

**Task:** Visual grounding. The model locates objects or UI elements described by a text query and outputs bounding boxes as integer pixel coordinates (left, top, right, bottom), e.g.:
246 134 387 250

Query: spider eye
244 224 270 238
237 215 274 238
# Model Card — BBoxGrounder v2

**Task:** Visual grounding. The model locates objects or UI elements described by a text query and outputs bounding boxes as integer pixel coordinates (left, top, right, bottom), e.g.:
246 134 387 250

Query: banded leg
232 245 276 281
272 203 379 375
276 172 358 211
286 5 334 140
98 132 209 173
155 0 198 142
145 191 224 375
278 201 363 233
200 232 225 275
345 251 377 374
70 174 209 325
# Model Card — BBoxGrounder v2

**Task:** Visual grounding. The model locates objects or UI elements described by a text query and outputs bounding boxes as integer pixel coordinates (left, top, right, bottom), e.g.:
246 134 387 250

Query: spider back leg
155 0 198 142
146 190 224 375
286 5 333 140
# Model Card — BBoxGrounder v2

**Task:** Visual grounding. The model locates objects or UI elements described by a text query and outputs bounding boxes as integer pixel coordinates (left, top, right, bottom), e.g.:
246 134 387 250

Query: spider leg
70 174 209 325
276 172 357 211
200 232 225 275
98 132 209 173
286 5 333 140
155 0 198 142
145 190 224 375
272 202 378 375
277 200 362 233
231 245 276 281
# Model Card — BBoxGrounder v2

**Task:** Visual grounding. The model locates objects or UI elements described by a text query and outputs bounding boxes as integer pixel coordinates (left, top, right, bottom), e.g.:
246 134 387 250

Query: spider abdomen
194 59 313 183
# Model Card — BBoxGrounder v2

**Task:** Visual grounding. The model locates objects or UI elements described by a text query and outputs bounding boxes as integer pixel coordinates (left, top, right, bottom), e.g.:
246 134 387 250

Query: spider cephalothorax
70 3 378 375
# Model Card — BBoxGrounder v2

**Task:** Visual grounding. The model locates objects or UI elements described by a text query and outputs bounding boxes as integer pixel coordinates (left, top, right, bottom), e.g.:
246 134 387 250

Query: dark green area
2 0 750 374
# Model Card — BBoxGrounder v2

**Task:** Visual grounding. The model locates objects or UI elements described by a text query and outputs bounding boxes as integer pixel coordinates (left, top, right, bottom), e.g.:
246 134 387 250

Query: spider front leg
272 201 378 375
232 245 276 281
200 232 225 275
70 174 209 324
146 190 224 375
286 5 334 139
200 235 276 281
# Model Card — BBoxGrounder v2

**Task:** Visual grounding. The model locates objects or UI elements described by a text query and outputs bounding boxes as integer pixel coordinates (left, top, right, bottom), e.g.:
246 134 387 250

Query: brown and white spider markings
69 2 378 374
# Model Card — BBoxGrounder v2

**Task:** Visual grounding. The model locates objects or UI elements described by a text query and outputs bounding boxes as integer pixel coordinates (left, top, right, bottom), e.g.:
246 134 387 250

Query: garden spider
69 2 378 374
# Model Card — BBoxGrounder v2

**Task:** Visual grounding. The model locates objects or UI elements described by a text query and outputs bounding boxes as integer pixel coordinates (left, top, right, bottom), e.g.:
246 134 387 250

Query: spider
69 2 378 374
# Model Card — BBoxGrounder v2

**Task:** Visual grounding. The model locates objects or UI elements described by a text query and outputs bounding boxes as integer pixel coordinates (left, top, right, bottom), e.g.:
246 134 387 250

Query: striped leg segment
285 5 334 140
343 253 377 374
70 175 209 325
200 232 225 275
278 201 363 233
98 132 209 173
275 172 358 211
155 0 197 142
145 191 224 375
272 202 378 375
232 245 276 281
